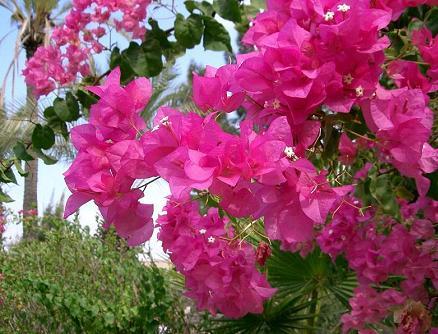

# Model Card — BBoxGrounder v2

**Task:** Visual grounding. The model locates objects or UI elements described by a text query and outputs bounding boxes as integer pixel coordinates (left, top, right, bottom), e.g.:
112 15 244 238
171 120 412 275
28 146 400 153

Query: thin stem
137 176 161 191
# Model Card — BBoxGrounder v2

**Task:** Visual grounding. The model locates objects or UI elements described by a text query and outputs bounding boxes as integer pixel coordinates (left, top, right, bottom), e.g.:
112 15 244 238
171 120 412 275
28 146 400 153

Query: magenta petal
64 192 92 218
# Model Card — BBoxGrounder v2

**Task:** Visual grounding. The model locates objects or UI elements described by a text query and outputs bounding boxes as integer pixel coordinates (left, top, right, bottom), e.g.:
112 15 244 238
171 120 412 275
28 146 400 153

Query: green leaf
32 124 55 150
185 1 214 16
13 142 34 161
104 312 115 326
0 188 13 203
32 147 58 165
52 98 69 122
202 16 232 52
174 14 204 49
425 7 438 36
369 174 400 217
52 93 79 122
14 160 28 177
0 167 17 184
122 40 163 77
109 46 121 69
148 19 172 50
76 89 98 110
65 92 80 121
213 0 241 22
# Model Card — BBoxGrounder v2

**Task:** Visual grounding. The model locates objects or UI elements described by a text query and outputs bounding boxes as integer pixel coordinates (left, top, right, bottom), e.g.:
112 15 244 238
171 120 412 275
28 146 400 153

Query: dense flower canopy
49 0 438 331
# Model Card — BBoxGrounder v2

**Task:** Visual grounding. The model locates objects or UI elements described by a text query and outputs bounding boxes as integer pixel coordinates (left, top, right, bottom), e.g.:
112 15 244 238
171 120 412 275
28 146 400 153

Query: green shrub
0 216 192 333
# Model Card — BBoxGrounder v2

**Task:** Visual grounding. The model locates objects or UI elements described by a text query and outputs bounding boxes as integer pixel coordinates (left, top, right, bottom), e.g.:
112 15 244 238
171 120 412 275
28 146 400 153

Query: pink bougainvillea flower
387 60 432 93
193 65 245 113
361 87 438 196
86 67 150 141
338 133 357 165
157 199 276 318
100 189 154 246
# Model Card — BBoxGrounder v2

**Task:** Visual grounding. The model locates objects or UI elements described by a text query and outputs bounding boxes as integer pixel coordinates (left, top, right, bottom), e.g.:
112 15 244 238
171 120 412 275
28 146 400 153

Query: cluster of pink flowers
375 0 438 19
64 0 438 327
23 0 151 97
64 68 155 246
157 199 276 318
318 197 438 332
361 86 437 196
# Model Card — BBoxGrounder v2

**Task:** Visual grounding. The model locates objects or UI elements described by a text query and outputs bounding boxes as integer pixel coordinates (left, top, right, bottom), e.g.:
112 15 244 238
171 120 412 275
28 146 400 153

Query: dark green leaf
122 40 163 77
53 98 70 122
32 147 58 165
185 1 214 16
213 0 241 22
425 7 438 36
148 19 172 50
65 92 80 121
109 47 121 69
174 14 204 49
76 89 98 110
52 94 80 122
32 124 55 150
13 142 34 161
202 16 232 52
426 171 438 200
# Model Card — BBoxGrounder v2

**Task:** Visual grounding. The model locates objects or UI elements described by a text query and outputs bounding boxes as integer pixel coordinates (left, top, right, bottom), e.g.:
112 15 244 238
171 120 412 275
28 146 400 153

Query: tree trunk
22 46 39 239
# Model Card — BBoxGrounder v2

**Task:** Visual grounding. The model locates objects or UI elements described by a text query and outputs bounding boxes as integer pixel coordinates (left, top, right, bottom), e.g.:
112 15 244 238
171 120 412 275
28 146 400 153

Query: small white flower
355 85 364 97
208 236 215 243
199 229 207 235
264 101 270 108
343 73 353 85
284 146 298 161
226 91 233 98
328 229 334 235
324 11 335 21
337 3 350 12
160 116 171 126
272 98 281 110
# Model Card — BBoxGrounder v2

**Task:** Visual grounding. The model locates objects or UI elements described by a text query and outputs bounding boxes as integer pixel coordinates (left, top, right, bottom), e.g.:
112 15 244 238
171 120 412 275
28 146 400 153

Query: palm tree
0 0 66 233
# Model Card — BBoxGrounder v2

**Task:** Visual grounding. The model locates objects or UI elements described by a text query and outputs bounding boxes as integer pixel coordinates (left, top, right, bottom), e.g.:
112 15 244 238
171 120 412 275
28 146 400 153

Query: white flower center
160 116 170 126
272 98 281 110
355 86 364 97
328 229 334 235
337 4 350 12
226 91 233 98
208 236 215 243
199 229 207 235
343 73 353 85
324 11 335 21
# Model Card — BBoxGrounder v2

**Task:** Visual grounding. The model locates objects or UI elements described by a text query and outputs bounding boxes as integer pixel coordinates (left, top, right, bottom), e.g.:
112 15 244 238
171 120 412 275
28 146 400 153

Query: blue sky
0 1 239 255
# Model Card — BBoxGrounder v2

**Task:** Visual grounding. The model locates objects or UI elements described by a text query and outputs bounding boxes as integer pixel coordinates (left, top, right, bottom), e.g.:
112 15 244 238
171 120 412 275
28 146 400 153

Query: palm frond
141 64 179 125
210 296 316 334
